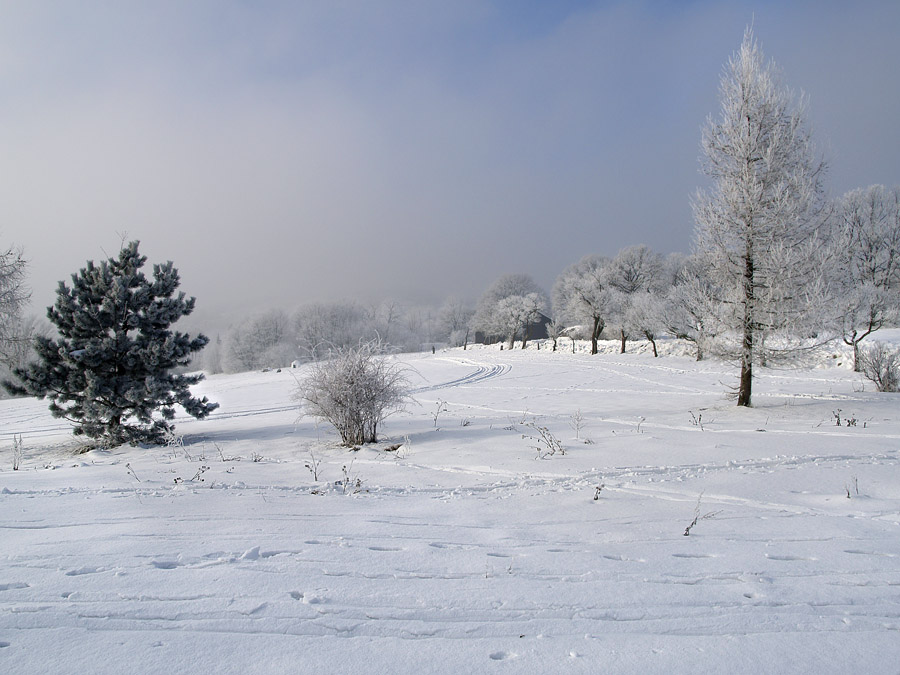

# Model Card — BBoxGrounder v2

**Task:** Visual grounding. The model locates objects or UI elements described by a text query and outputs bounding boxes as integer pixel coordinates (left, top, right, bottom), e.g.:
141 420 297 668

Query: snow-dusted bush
858 342 900 392
297 341 409 445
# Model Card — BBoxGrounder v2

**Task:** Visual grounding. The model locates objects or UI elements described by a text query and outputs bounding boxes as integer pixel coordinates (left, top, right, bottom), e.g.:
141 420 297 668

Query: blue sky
2 1 899 327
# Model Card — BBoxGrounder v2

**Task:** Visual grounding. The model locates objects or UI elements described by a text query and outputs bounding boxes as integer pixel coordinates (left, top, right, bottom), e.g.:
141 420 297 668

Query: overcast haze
2 1 899 330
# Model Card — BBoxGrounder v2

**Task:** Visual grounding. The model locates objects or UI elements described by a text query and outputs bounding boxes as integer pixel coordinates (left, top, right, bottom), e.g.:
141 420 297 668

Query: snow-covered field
2 337 900 674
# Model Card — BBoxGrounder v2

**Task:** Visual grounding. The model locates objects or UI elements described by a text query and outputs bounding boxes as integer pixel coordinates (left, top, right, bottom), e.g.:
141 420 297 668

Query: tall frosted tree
693 29 827 406
5 241 218 446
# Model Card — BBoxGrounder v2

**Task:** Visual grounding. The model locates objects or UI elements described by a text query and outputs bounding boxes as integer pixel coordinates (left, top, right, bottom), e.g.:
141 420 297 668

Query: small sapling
12 434 23 471
431 400 449 428
683 492 721 536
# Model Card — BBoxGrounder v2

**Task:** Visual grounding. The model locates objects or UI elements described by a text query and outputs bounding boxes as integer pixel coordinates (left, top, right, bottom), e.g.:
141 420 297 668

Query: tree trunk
463 328 469 351
590 317 602 355
845 328 873 372
521 324 529 349
108 414 124 445
738 355 752 406
647 332 658 357
737 238 755 407
620 328 626 354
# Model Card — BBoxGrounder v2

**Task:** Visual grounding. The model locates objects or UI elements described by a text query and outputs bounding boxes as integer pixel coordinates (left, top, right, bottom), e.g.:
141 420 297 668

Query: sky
2 0 899 332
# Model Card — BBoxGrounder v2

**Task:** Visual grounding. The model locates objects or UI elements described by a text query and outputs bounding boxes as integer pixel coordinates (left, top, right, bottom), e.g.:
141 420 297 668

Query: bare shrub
521 418 565 459
297 341 409 445
858 342 900 392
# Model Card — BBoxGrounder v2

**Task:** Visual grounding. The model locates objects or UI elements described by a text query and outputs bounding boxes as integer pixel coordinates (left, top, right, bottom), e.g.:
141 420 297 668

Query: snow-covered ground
2 336 899 674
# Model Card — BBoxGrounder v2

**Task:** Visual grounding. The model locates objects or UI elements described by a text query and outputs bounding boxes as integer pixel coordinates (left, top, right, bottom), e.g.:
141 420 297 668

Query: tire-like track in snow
0 403 305 442
411 358 510 394
2 358 511 440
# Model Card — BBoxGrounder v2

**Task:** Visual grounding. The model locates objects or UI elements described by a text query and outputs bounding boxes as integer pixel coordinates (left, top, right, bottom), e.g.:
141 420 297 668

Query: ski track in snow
411 358 511 394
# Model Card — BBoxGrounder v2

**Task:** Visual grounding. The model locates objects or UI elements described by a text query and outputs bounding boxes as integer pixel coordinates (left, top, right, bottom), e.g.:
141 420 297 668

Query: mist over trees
222 309 294 373
437 297 474 349
201 300 443 374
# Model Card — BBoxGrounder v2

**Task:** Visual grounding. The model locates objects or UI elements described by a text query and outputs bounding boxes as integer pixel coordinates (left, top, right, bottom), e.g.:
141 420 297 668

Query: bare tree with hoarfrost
625 292 666 357
438 297 474 349
471 274 547 347
553 255 612 355
364 299 432 353
608 245 664 295
607 245 664 354
858 342 900 392
517 292 546 349
693 29 828 406
545 318 567 352
662 254 723 361
223 309 296 373
294 302 370 360
833 185 900 371
490 293 545 349
0 243 30 369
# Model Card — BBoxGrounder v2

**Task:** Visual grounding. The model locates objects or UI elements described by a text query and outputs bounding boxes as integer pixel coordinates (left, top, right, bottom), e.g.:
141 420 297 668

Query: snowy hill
2 339 899 674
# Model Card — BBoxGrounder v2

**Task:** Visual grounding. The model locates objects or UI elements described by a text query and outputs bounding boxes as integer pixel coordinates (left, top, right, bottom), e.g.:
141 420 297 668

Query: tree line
209 32 899 411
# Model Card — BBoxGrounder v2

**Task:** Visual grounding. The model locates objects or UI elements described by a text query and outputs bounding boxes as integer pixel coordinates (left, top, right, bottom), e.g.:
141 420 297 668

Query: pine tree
5 241 218 446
